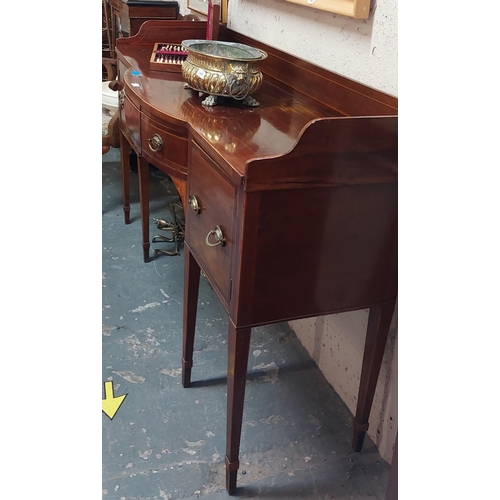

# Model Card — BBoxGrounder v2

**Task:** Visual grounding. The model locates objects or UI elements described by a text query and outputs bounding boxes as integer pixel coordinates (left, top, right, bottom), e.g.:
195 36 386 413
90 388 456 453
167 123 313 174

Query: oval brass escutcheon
188 194 200 214
205 225 225 247
148 133 163 152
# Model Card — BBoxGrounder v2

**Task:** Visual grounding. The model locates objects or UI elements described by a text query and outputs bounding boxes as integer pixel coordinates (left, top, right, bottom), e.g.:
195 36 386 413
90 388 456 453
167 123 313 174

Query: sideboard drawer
141 114 188 176
185 141 237 303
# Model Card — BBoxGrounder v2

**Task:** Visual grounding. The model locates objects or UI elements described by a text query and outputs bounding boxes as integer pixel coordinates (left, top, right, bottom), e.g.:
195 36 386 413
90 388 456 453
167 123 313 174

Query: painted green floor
102 149 390 499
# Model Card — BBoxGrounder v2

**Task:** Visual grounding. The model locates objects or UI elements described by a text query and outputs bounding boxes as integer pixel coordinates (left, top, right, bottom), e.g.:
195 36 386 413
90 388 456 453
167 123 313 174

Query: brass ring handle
148 134 163 152
205 225 226 247
188 194 200 214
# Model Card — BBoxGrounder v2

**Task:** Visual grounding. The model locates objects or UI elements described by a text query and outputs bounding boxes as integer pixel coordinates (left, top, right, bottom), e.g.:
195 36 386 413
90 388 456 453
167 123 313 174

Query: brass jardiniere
181 40 268 107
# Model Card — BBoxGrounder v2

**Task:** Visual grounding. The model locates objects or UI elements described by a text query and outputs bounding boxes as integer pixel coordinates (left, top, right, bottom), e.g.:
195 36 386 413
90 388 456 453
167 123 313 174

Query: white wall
181 0 398 96
180 0 398 463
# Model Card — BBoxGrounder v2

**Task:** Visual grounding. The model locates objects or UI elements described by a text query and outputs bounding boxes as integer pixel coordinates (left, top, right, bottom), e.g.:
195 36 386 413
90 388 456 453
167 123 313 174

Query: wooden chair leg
119 133 131 225
352 301 396 451
137 156 150 263
182 248 201 388
102 59 116 81
225 322 252 494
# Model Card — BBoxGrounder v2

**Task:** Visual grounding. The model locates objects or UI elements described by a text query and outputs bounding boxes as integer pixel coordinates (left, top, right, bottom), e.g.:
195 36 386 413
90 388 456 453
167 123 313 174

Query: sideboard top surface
116 21 397 178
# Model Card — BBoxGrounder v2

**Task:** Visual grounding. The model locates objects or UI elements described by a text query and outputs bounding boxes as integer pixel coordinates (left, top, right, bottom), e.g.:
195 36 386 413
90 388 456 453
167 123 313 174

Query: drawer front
186 141 237 303
141 114 188 176
128 6 178 19
120 95 141 152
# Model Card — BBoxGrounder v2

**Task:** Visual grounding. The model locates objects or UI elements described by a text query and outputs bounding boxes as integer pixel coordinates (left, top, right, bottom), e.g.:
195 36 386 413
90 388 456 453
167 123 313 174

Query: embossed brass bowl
181 39 268 107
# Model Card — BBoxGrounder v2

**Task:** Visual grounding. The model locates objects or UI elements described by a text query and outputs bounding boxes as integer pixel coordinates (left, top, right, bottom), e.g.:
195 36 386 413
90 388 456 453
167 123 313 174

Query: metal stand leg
152 202 185 257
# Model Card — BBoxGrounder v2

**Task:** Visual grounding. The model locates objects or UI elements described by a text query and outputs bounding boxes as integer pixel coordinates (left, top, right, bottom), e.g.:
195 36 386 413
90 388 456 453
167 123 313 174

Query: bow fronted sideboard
115 20 397 495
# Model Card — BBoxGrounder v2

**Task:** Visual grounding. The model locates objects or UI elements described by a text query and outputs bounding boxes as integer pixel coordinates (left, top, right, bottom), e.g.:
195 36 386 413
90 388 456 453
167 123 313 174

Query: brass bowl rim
181 39 268 62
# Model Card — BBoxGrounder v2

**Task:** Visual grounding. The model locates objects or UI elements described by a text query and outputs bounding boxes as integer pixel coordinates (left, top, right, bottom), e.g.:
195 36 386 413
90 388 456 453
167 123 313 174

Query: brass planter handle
148 134 163 152
206 225 226 247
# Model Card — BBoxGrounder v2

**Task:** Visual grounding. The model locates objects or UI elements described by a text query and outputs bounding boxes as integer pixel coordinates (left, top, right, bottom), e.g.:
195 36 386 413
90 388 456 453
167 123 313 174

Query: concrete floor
102 148 391 500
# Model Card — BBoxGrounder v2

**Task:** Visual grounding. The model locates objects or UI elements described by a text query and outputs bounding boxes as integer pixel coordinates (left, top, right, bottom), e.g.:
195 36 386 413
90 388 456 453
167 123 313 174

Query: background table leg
119 133 131 225
137 157 150 263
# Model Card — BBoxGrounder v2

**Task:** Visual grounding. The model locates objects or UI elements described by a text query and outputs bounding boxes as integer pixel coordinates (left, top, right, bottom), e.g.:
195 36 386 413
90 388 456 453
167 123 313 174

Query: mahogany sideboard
115 20 398 495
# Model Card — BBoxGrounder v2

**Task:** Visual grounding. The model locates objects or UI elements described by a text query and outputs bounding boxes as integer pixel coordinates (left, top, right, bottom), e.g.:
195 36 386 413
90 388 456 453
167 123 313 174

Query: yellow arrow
102 381 127 420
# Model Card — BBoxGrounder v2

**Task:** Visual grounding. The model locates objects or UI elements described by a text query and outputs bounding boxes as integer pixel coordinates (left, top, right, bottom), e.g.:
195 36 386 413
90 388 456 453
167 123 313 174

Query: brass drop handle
188 194 200 214
148 133 163 152
205 225 226 247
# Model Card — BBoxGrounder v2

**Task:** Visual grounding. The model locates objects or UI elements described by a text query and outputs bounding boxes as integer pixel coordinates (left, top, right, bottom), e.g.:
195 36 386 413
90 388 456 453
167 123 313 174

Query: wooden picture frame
284 0 371 19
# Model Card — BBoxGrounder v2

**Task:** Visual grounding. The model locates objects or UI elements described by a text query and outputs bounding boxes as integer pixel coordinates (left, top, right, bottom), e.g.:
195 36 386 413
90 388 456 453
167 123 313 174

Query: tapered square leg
352 301 395 451
225 322 251 495
137 157 150 263
119 133 131 225
182 248 200 388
